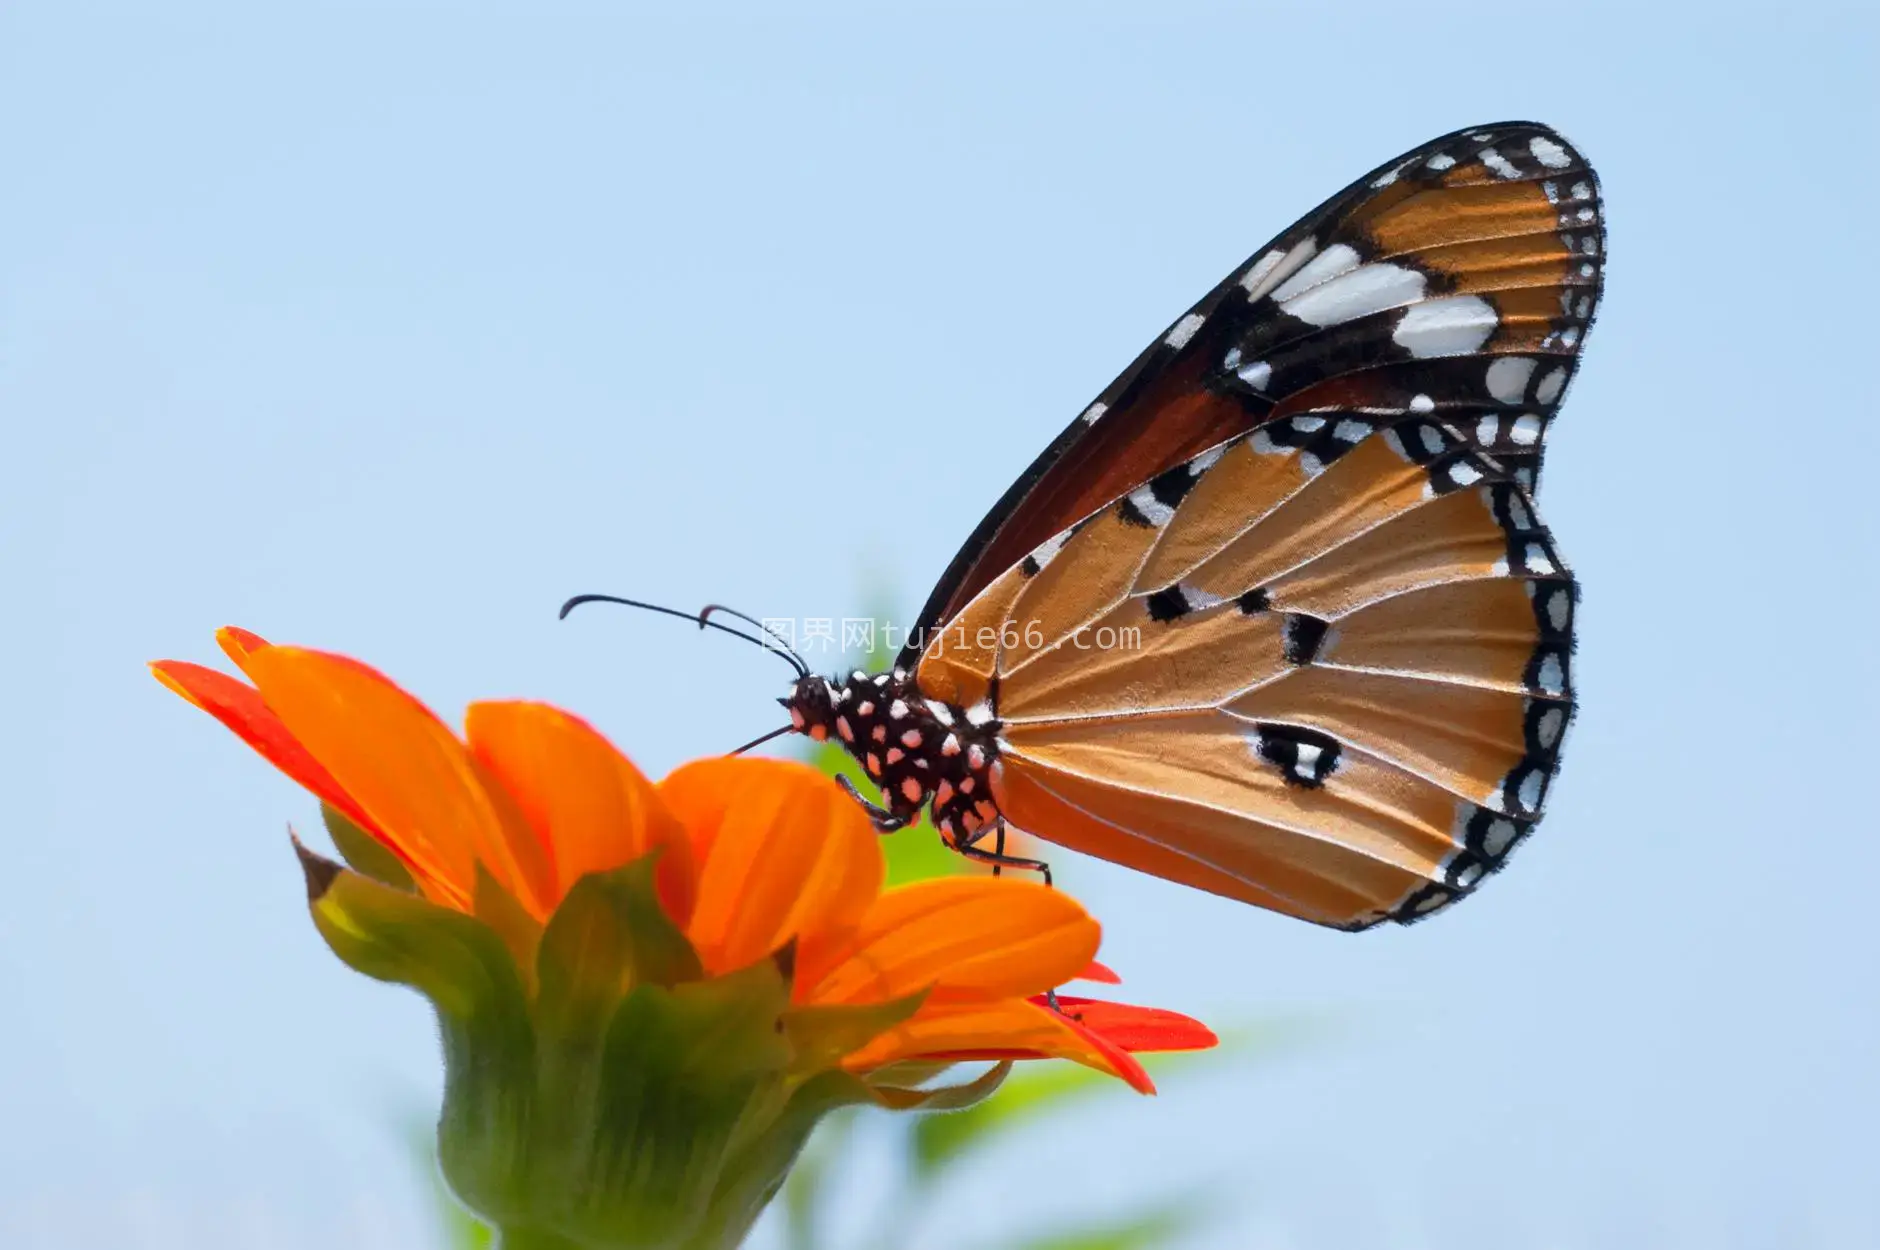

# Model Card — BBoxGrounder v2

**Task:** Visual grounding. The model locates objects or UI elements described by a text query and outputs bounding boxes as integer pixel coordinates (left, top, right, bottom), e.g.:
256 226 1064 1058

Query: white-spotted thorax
783 668 1003 845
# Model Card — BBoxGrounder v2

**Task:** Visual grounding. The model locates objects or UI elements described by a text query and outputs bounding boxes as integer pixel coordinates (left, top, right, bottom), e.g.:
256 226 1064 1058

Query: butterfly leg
958 823 1079 1018
834 773 912 833
954 821 1054 888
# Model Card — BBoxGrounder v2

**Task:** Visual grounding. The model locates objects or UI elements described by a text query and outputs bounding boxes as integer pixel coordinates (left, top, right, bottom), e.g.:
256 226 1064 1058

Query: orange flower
152 627 1214 1094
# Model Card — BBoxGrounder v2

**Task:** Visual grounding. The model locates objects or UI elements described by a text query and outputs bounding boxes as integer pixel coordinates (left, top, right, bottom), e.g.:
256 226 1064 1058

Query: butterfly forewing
902 121 1603 665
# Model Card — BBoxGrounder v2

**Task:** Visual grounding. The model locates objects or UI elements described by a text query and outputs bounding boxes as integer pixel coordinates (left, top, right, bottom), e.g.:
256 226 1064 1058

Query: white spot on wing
1426 152 1456 171
1028 532 1069 569
1333 418 1370 443
1164 312 1206 349
1482 817 1518 857
1241 238 1318 302
1536 653 1565 694
1270 243 1362 303
1080 401 1107 425
1293 742 1323 780
1479 147 1520 179
1537 705 1565 747
1509 413 1543 446
1127 484 1175 527
1534 367 1567 406
1546 589 1570 631
1506 492 1534 531
1236 359 1272 390
1393 295 1499 358
1476 414 1500 445
1189 444 1227 473
1485 357 1536 405
1529 135 1572 168
1409 393 1435 413
1280 262 1428 328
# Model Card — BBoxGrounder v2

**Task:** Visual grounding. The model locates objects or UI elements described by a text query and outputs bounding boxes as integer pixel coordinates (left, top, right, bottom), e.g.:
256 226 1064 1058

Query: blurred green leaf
403 1111 495 1249
780 1108 857 1250
910 1059 1110 1180
911 1023 1294 1183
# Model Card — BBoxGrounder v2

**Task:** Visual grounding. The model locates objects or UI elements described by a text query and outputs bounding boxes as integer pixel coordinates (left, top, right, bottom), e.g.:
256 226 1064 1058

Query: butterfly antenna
726 724 795 757
697 603 814 676
558 593 810 678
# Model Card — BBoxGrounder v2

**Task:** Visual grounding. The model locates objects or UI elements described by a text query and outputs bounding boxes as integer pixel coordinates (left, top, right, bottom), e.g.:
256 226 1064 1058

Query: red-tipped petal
1074 959 1123 985
846 997 1150 1091
149 659 392 860
238 646 552 914
1035 995 1219 1054
216 626 272 667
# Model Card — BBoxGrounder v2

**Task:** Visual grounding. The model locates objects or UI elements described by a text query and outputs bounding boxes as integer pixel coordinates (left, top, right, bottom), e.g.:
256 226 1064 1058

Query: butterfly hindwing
902 121 1603 667
916 414 1575 929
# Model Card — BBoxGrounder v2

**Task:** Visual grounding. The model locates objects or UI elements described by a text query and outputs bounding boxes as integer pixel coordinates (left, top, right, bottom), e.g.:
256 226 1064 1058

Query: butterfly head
779 673 842 743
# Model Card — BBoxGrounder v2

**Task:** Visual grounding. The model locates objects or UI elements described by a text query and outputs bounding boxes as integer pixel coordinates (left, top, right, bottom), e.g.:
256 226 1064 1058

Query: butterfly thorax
783 669 1003 844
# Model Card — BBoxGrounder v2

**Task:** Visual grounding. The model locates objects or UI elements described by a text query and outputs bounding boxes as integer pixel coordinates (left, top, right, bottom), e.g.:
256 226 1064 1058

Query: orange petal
465 701 697 920
1038 996 1219 1054
805 876 1098 1007
216 625 271 667
659 757 882 975
149 660 397 862
238 646 552 914
844 998 1149 1091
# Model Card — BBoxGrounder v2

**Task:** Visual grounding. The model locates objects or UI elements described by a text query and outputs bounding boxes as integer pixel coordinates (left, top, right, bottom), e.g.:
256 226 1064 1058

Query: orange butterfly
582 121 1600 930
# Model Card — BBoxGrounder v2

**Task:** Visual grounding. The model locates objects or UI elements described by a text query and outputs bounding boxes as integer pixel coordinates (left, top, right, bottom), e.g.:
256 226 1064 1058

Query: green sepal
681 1068 874 1250
604 955 795 1085
473 864 543 1001
533 853 704 1041
867 1059 1013 1112
320 802 415 891
780 988 929 1074
445 952 802 1249
294 836 530 1032
864 1058 959 1087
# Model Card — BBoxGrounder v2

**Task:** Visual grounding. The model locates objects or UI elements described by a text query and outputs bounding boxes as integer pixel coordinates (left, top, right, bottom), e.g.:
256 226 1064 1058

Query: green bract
297 826 1008 1250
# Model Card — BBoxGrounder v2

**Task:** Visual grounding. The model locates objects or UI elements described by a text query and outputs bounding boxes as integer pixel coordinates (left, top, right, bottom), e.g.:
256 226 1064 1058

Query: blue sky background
4 3 1877 1247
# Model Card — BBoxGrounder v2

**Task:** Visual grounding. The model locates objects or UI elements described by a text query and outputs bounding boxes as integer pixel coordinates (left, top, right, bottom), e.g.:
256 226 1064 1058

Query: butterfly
577 120 1602 931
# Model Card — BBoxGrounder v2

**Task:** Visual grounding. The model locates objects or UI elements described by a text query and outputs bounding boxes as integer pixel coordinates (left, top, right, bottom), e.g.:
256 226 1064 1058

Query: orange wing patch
916 410 1573 928
899 124 1604 664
